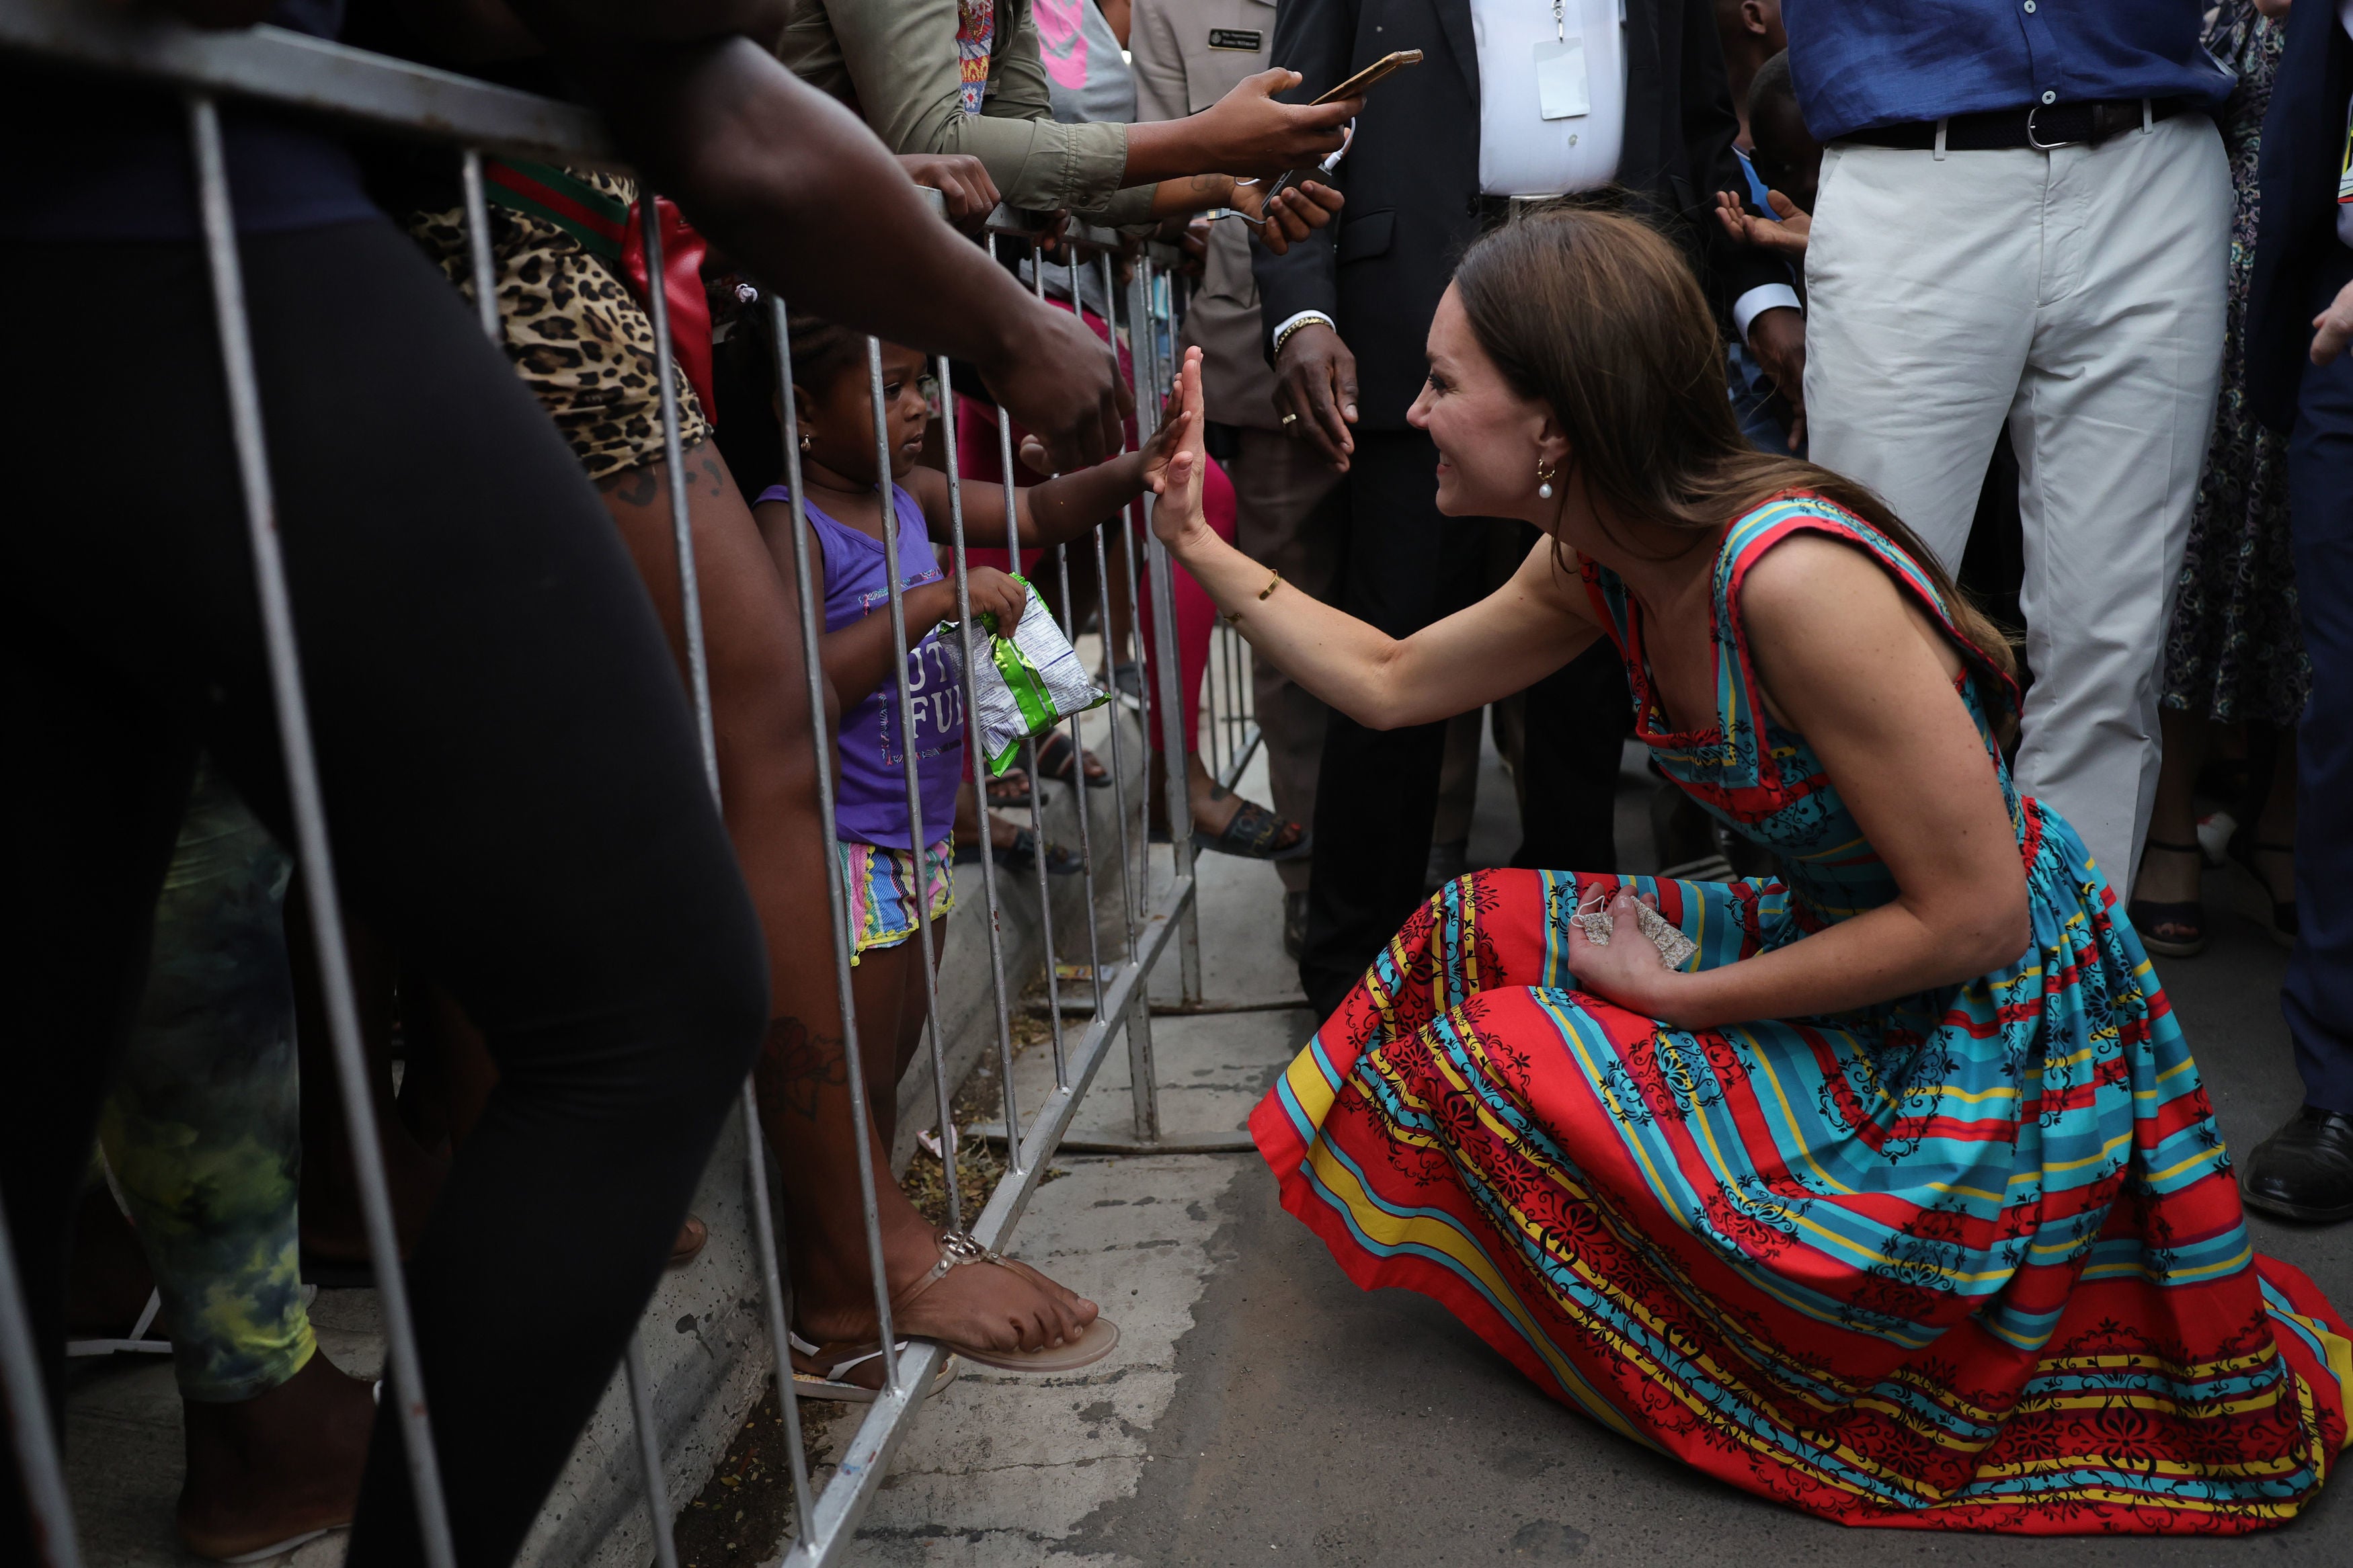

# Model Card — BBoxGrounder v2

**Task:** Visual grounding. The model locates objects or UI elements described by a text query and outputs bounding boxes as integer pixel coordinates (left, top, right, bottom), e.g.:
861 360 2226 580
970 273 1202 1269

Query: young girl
746 311 1182 1387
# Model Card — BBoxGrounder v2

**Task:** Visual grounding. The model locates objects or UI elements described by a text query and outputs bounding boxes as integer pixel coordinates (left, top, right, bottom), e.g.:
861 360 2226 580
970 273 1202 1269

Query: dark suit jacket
1250 0 1776 427
2247 0 2353 434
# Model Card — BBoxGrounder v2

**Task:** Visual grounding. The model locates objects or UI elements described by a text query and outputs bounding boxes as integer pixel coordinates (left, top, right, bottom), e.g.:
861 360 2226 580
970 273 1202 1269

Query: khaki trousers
1806 113 2230 892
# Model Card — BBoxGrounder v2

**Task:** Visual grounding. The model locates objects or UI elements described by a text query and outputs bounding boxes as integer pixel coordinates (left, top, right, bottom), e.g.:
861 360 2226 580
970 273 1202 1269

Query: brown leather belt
1843 97 2190 153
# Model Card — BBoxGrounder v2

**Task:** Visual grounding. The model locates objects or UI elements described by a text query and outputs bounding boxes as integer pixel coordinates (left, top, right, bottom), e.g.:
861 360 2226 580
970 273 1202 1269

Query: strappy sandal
786 1334 962 1404
2128 838 2206 958
986 768 1033 810
954 826 1083 876
1035 731 1111 790
2229 832 2297 949
1190 794 1308 861
791 1231 1119 1385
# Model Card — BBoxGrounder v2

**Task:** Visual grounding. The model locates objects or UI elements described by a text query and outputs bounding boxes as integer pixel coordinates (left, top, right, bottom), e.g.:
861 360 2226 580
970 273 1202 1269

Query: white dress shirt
1471 0 1625 196
1272 0 1797 354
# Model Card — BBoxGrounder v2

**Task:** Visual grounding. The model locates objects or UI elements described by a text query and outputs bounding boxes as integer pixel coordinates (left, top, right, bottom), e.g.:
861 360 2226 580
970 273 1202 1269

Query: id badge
1534 37 1590 120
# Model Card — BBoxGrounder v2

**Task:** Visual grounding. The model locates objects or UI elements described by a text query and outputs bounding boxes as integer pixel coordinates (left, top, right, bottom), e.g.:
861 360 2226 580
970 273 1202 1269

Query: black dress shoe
2241 1107 2353 1223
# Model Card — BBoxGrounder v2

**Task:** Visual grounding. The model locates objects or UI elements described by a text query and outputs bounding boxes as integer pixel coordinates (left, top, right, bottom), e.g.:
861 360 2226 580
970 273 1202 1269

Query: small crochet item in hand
1572 885 1698 971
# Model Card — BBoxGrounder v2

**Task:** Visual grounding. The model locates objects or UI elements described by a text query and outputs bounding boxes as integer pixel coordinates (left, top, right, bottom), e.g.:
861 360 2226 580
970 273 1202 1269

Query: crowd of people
5 0 2352 1561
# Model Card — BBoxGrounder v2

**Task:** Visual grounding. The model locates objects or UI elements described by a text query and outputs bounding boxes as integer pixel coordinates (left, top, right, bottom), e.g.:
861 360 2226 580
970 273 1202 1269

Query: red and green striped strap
481 160 630 259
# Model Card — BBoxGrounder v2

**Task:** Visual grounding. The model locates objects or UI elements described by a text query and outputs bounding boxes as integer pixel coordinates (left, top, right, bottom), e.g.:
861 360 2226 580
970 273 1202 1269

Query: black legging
0 219 768 1565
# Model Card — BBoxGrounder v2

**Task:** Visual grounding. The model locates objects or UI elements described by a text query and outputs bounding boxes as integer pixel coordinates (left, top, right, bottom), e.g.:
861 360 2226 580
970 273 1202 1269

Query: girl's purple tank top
759 483 964 850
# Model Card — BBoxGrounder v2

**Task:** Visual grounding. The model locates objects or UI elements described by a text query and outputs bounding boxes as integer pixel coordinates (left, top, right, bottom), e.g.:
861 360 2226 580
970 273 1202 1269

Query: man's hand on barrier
1127 70 1356 183
1230 178 1343 257
980 302 1132 472
1273 321 1357 473
898 153 998 234
2315 278 2353 366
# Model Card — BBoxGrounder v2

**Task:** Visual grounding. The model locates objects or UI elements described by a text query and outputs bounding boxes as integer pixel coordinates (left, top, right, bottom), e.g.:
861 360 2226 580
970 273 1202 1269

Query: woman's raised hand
1144 347 1209 551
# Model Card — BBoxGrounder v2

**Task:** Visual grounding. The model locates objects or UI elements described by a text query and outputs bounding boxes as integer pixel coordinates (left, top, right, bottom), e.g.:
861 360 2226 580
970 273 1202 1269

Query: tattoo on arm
760 1014 847 1122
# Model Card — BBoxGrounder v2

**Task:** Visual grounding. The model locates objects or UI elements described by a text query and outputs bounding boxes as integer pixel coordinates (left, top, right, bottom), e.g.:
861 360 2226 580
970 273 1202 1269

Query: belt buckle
2024 103 2079 151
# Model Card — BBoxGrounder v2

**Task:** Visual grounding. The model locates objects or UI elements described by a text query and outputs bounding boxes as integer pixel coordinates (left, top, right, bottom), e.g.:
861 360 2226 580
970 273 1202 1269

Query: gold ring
1281 412 1298 426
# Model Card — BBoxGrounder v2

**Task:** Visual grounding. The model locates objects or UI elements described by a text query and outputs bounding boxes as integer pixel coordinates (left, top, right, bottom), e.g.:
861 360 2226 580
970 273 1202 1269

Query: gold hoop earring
1536 460 1556 501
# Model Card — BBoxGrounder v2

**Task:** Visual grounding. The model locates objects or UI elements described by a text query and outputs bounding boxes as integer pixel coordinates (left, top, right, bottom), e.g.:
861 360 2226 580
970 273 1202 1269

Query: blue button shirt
1782 1 2235 142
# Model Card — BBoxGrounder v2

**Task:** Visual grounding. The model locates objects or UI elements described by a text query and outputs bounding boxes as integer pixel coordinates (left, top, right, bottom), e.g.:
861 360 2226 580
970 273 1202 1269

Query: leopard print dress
407 168 707 481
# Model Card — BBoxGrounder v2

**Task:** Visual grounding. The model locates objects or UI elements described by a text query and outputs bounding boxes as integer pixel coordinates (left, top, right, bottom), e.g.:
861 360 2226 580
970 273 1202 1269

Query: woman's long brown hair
1449 206 2019 686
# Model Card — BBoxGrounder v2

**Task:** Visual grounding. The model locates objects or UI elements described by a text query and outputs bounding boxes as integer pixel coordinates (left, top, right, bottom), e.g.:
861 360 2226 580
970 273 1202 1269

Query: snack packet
943 575 1110 776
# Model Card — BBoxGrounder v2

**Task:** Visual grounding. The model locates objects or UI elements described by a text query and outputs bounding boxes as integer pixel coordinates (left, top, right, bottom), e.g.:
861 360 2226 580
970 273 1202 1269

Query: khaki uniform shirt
773 0 1158 224
1127 0 1283 430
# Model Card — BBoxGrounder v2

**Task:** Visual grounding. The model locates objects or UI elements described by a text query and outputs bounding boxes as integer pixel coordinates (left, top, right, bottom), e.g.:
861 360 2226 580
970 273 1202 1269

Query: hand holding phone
1254 52 1419 208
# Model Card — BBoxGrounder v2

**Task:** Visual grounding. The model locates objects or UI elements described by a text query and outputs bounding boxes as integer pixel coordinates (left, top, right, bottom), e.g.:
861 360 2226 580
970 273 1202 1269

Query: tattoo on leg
600 464 661 510
762 1015 847 1123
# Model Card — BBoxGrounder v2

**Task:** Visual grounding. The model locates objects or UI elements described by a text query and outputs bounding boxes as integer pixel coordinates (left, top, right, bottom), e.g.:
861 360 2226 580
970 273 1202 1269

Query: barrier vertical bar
1109 275 1155 969
187 93 458 1568
458 150 500 344
759 300 833 1531
1123 257 1174 1137
1073 247 1139 959
624 1348 680 1568
936 347 1024 1163
768 298 900 1395
995 229 1067 1088
866 335 959 1229
1133 256 1203 1007
1051 242 1105 1018
626 189 713 1568
0 1194 81 1568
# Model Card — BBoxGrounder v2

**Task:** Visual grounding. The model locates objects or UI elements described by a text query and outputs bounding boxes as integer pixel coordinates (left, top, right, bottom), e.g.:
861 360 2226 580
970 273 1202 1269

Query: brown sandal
793 1231 1119 1380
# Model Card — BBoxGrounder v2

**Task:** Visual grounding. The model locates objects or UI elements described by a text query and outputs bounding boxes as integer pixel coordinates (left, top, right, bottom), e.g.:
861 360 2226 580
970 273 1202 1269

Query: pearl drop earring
1536 460 1556 500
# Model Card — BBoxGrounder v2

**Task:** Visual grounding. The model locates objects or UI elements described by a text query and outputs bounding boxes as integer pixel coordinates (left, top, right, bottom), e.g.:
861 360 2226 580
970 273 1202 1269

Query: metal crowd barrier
0 3 1259 1566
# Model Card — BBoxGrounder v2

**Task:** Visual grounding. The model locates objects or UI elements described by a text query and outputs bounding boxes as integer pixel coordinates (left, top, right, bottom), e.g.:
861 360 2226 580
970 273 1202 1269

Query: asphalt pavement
846 735 2352 1568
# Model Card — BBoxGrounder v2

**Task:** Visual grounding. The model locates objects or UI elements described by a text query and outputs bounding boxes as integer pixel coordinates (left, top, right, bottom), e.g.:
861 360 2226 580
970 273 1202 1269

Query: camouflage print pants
99 758 315 1402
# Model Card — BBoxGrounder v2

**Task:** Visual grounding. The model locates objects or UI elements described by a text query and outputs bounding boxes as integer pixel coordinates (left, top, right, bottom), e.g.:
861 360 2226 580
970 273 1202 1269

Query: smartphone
1313 49 1423 106
1248 52 1418 214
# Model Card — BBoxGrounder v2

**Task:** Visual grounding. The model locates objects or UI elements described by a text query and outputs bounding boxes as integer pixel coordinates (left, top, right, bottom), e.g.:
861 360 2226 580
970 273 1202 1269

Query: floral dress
2166 1 2307 726
1254 495 2349 1530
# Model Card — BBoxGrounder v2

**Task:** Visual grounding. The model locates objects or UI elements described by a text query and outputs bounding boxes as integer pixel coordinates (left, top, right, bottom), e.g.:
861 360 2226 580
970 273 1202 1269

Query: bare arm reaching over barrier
499 5 1133 470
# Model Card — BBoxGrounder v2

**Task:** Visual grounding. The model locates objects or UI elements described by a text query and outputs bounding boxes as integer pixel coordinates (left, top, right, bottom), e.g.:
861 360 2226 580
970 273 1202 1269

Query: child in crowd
1712 51 1823 265
1713 51 1823 460
745 311 1183 1387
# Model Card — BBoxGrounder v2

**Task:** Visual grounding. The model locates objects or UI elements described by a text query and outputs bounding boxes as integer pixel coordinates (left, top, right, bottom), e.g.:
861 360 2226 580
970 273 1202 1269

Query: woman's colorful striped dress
1252 495 2349 1531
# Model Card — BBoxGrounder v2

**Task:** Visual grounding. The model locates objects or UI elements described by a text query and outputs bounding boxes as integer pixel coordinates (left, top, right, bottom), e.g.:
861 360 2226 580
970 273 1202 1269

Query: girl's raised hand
963 566 1029 634
1144 347 1209 551
1135 376 1191 490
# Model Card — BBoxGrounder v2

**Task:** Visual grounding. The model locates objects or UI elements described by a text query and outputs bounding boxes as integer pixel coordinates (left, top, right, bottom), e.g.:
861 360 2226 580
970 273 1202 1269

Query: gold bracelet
1223 569 1281 627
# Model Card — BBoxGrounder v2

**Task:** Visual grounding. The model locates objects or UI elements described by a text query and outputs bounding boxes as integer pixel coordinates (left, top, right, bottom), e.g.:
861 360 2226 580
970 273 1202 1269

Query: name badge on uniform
1208 28 1262 50
1534 36 1590 120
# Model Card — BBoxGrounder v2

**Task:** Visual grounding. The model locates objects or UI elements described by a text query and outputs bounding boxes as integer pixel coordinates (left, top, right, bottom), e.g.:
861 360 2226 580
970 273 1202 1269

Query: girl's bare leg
613 442 1096 1356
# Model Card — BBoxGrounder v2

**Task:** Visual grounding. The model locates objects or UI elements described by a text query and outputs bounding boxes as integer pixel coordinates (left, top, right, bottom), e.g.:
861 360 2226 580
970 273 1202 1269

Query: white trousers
1804 114 2231 893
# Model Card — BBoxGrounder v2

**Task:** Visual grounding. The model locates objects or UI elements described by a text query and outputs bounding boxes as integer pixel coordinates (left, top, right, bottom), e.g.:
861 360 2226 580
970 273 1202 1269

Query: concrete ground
834 733 2353 1568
